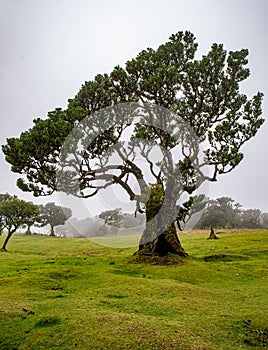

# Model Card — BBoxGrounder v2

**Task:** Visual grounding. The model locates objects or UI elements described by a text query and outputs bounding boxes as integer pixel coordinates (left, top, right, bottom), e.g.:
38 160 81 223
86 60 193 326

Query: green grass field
0 230 267 349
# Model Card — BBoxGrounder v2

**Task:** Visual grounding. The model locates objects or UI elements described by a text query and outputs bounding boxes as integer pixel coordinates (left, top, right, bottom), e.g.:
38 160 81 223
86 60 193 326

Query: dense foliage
196 196 261 229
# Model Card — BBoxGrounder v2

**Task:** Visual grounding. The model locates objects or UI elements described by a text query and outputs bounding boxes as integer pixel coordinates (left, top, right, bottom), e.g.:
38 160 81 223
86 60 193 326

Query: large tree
0 197 39 251
2 31 264 256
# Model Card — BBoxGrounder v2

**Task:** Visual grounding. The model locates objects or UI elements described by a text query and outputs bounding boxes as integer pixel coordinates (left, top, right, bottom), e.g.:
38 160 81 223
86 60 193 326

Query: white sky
0 0 268 218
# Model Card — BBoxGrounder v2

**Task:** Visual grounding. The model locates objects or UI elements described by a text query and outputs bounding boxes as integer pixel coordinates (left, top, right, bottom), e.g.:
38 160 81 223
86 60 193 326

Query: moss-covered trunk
139 221 188 257
138 184 188 257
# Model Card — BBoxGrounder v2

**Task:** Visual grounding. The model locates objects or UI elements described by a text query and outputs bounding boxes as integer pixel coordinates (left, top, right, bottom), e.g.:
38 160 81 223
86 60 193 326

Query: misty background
0 0 267 221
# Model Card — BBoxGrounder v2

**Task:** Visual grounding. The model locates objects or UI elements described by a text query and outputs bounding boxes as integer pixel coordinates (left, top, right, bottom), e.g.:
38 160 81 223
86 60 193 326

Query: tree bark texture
1 230 15 251
50 225 55 237
138 192 188 257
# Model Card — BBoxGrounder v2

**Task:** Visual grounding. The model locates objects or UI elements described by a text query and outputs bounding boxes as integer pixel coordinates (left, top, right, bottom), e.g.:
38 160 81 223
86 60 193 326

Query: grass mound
35 316 61 328
203 253 248 262
131 253 184 265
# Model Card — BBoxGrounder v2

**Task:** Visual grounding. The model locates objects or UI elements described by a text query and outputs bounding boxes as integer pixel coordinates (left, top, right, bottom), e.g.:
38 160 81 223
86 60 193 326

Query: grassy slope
0 231 267 350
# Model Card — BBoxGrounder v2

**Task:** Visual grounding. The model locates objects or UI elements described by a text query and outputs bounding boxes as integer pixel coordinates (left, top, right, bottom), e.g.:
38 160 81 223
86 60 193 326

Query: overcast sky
0 0 267 218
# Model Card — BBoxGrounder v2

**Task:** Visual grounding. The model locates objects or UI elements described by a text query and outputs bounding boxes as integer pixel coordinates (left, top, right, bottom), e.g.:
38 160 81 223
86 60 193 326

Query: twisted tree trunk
50 225 55 237
208 226 219 240
1 229 16 251
139 221 188 257
25 224 32 235
138 187 188 257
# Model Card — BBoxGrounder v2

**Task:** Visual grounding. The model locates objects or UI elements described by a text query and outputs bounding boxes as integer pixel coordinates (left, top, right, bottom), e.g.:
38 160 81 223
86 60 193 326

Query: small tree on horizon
99 208 124 227
0 193 16 235
23 206 43 235
38 203 72 236
196 196 262 229
239 209 261 229
198 197 242 229
0 198 39 251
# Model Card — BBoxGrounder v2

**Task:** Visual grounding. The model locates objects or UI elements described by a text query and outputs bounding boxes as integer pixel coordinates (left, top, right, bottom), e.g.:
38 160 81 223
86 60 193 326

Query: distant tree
214 197 241 228
197 196 262 229
2 31 264 256
0 193 16 235
260 213 268 228
24 208 41 235
199 206 227 229
39 203 72 236
99 208 124 227
0 198 39 251
198 197 241 229
239 209 261 228
0 193 41 236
